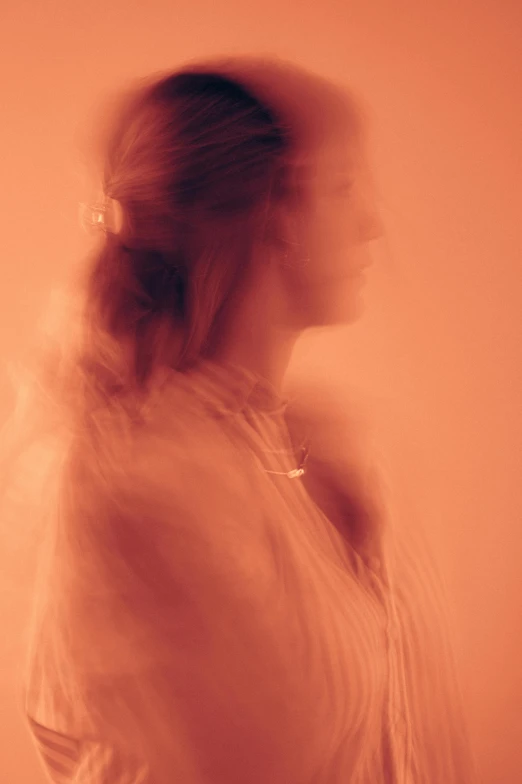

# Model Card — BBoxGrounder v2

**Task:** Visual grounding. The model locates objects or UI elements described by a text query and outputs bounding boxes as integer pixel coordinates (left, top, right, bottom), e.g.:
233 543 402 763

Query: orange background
1 1 521 781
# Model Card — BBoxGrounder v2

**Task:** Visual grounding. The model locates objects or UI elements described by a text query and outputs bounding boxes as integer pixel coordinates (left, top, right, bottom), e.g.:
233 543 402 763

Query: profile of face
285 132 383 329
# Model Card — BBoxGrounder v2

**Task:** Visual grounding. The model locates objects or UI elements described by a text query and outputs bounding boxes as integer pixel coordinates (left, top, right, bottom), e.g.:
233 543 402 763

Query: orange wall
1 1 521 781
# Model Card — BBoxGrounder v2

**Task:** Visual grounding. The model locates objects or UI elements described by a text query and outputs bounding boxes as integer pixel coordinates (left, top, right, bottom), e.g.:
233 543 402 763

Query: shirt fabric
22 358 475 783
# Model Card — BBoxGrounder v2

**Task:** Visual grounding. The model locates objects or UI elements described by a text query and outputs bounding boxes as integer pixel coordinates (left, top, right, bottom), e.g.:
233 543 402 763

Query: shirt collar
183 357 291 417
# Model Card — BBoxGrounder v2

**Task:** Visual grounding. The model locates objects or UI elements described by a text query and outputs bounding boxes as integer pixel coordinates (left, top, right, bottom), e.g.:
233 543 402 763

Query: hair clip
79 196 123 235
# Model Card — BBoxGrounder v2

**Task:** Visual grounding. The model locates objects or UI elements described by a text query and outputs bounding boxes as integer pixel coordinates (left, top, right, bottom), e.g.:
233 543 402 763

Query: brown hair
90 66 292 392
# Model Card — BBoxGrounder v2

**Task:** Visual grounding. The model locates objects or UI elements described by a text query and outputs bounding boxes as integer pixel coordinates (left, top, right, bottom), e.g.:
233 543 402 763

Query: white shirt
23 359 475 783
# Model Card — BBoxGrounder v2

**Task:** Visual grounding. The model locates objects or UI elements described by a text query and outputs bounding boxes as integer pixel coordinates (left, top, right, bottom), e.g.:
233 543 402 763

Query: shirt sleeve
25 420 314 784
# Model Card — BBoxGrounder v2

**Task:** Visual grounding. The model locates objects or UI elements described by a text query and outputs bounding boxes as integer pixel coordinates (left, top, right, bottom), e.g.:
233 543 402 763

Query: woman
13 55 475 782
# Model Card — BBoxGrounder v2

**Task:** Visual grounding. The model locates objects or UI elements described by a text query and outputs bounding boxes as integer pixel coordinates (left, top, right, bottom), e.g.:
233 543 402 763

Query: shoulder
64 375 254 547
53 378 258 643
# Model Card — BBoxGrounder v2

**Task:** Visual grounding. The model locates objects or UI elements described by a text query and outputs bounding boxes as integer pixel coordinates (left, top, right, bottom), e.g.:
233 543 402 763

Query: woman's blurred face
287 132 383 328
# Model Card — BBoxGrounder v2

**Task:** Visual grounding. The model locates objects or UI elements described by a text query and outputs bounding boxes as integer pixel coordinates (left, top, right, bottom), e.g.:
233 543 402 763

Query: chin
319 291 366 327
295 285 366 329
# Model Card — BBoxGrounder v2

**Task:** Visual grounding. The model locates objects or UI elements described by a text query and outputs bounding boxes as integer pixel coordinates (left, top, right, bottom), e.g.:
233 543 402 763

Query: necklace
262 438 311 479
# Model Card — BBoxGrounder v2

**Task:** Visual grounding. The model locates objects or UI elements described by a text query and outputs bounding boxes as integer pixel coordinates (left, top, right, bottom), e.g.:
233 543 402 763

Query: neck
206 263 300 395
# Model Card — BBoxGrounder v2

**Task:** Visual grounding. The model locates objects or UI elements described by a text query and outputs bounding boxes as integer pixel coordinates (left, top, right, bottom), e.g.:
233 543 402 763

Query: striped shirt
23 358 475 783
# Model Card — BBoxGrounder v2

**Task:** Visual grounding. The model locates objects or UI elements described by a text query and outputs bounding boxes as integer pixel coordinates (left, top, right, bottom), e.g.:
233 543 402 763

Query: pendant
287 439 311 479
